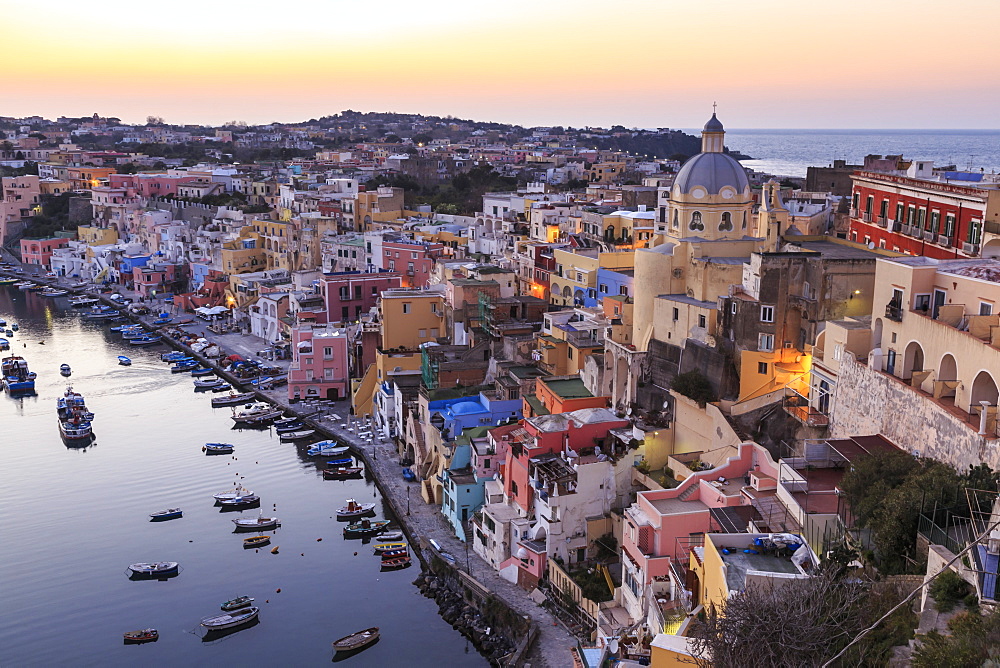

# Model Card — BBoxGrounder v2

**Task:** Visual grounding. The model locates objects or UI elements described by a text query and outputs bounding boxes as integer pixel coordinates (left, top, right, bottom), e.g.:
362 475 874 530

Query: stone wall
830 353 1000 469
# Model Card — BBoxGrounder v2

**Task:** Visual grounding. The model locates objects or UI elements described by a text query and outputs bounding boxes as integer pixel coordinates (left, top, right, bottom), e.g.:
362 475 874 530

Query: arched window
689 211 704 231
672 209 679 229
742 211 747 230
719 212 733 231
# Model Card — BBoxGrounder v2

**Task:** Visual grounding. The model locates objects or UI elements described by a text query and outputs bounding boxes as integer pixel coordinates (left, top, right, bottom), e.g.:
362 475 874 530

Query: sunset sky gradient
3 0 999 128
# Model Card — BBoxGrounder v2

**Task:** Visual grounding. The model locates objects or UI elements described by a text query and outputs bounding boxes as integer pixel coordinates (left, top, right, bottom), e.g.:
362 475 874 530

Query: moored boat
278 429 315 441
221 595 254 611
161 351 190 362
306 440 348 457
150 508 182 521
211 391 255 407
376 530 404 541
273 416 300 428
332 627 380 654
190 367 215 376
130 336 162 346
171 362 199 373
343 519 390 538
273 421 304 433
59 418 93 442
242 535 270 548
0 338 8 350
123 628 158 643
40 288 68 297
323 466 363 480
231 403 283 425
204 442 235 455
194 377 223 388
128 561 179 577
327 457 353 467
118 356 132 366
380 554 412 570
69 296 98 307
60 363 72 376
213 486 254 502
2 355 36 393
200 606 259 631
232 516 279 531
336 499 376 519
218 494 260 508
373 541 408 554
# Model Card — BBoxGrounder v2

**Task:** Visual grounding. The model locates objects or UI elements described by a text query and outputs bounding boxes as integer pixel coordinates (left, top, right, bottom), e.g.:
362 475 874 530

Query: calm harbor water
0 285 485 667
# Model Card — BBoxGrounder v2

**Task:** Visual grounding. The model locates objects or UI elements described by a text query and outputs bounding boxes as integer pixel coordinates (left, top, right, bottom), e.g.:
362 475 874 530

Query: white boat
337 499 376 518
232 516 280 530
128 561 179 577
69 296 98 307
377 530 404 541
118 356 132 366
40 288 68 297
231 403 283 425
193 377 223 388
200 606 259 630
60 363 72 376
214 486 254 502
278 429 316 441
306 441 348 457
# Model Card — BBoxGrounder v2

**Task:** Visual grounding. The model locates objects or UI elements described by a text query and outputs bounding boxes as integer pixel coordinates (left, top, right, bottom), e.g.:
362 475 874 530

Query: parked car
44 272 57 278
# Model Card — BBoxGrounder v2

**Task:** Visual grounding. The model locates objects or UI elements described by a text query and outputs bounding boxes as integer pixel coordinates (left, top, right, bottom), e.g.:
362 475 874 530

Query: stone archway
615 355 630 407
938 353 957 382
901 340 924 379
970 370 999 410
982 239 1000 259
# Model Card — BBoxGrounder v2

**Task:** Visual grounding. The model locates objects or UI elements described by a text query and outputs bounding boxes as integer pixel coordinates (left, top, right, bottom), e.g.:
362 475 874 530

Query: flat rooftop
720 549 801 591
789 240 885 260
542 377 592 398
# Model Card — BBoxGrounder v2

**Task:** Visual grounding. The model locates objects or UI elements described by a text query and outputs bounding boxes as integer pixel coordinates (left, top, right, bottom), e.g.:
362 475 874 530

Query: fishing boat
4 328 12 336
40 288 68 297
193 377 223 388
161 351 190 362
231 403 283 425
326 457 353 467
243 535 270 548
200 606 259 631
273 421 304 433
373 542 408 554
332 627 380 655
82 307 119 321
380 554 412 570
343 519 390 538
306 441 347 457
59 418 93 442
211 391 255 407
0 338 8 350
323 466 363 480
218 494 260 508
379 547 409 560
15 281 34 290
211 384 233 393
128 562 179 577
2 355 36 393
190 367 215 377
232 516 280 531
273 416 300 428
130 336 162 346
56 387 93 420
221 596 254 611
122 628 158 643
213 486 254 502
278 429 315 441
376 530 404 542
149 508 182 521
204 442 235 455
60 363 72 376
68 296 98 307
337 499 376 519
118 356 132 366
171 361 199 373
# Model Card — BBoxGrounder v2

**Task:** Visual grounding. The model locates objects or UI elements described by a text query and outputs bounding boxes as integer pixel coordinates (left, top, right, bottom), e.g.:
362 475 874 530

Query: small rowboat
204 443 234 455
243 535 271 548
381 555 412 570
194 377 223 388
201 606 259 631
128 562 178 577
218 494 259 508
323 467 363 480
332 627 380 655
211 391 255 407
60 363 72 376
273 416 300 428
232 516 279 531
274 421 304 433
123 628 158 643
214 487 254 502
307 441 348 457
373 542 408 555
377 530 404 542
190 367 214 376
149 508 182 521
326 457 353 467
337 499 376 518
343 519 390 538
221 595 254 611
278 429 315 441
380 548 408 560
117 356 132 366
172 362 199 373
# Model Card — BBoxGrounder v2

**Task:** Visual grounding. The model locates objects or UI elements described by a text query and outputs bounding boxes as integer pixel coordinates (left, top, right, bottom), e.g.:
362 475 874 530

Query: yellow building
551 248 634 307
220 227 266 275
76 225 118 245
253 218 291 270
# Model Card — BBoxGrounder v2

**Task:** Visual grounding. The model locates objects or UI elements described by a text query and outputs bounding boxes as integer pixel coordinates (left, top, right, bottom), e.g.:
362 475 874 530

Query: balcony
963 242 980 256
937 235 952 247
783 389 829 427
862 211 873 223
922 230 936 242
885 302 903 322
876 215 888 228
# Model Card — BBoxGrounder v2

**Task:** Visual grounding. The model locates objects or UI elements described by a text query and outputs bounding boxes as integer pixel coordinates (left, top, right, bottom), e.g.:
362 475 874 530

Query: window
969 221 983 245
917 208 926 229
689 211 704 231
339 286 349 299
761 306 774 322
323 347 333 359
599 283 608 293
759 333 774 351
619 286 629 296
980 303 994 316
730 302 737 315
483 459 490 469
945 214 955 237
418 329 426 338
833 343 843 361
895 203 904 222
411 252 418 259
371 285 378 295
567 347 573 359
402 302 411 314
719 211 733 231
697 314 706 328
758 361 769 375
672 307 679 321
354 285 362 300
510 480 518 496
341 306 349 320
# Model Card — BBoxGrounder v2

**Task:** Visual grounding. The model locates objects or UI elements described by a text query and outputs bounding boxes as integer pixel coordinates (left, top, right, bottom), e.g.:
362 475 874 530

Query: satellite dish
626 407 633 416
868 241 876 249
662 400 670 409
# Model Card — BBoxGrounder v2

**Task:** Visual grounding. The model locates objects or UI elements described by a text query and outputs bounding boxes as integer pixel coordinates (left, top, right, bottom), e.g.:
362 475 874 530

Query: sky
2 0 999 129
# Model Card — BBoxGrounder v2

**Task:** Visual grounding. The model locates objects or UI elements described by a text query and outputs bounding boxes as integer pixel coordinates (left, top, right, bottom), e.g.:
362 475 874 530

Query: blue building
440 426 491 541
426 392 522 442
596 266 634 304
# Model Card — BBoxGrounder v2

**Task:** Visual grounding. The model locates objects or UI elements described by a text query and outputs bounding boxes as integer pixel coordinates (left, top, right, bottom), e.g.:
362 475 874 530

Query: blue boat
152 318 172 325
149 508 182 521
118 356 132 366
204 443 235 455
327 457 353 466
2 355 36 394
130 336 162 346
307 441 348 457
171 362 199 373
190 367 214 376
162 351 189 362
274 421 303 433
121 329 150 340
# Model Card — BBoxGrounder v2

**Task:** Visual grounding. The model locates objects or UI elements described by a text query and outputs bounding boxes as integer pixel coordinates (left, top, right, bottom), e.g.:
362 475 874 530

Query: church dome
673 152 749 196
703 112 724 132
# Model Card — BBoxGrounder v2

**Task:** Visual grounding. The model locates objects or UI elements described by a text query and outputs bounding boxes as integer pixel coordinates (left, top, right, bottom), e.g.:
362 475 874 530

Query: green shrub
929 569 970 612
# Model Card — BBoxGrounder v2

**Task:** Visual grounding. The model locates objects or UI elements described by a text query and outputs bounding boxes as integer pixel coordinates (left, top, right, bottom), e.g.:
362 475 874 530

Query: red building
320 270 401 325
381 240 445 288
849 170 1000 259
20 236 71 269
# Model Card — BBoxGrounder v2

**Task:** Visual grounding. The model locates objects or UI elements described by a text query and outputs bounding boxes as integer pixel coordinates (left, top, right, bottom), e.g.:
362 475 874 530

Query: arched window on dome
672 209 679 229
689 211 704 232
719 212 733 232
742 211 747 230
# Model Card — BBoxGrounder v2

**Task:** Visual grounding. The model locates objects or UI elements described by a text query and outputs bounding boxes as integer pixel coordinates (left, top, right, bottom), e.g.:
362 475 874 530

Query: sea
0 285 485 667
702 129 1000 179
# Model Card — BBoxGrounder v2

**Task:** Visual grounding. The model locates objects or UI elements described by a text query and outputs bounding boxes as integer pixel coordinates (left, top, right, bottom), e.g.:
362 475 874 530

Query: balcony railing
877 215 888 228
885 303 903 322
922 230 936 242
938 235 952 247
963 242 980 256
783 391 830 427
862 211 873 223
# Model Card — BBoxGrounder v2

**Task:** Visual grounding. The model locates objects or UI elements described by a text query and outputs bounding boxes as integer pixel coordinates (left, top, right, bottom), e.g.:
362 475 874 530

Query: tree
912 609 1000 666
146 116 165 126
690 570 912 668
670 370 716 407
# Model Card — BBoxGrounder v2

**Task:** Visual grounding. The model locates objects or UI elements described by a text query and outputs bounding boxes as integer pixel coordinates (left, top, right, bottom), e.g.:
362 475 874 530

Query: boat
60 363 72 376
150 508 183 521
68 296 98 307
151 318 172 325
128 562 179 577
190 367 215 377
343 519 390 538
200 606 259 631
161 351 190 362
213 486 254 502
326 457 353 467
194 377 223 388
40 288 68 297
210 384 233 393
123 628 158 643
2 355 36 393
59 418 94 442
273 421 304 433
231 403 283 425
0 338 8 350
380 554 412 570
273 416 300 428
375 531 404 542
323 466 363 480
243 535 270 548
56 387 93 420
0 279 15 286
379 547 409 560
373 542 408 554
232 516 280 531
15 281 34 290
306 441 348 457
130 336 162 346
218 494 260 507
204 442 235 455
118 356 132 366
337 499 376 518
332 627 380 655
211 391 256 407
171 362 199 373
82 308 119 321
221 595 254 611
278 429 315 441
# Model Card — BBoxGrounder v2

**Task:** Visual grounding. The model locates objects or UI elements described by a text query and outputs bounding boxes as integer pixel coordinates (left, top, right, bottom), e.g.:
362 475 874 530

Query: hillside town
4 110 1000 667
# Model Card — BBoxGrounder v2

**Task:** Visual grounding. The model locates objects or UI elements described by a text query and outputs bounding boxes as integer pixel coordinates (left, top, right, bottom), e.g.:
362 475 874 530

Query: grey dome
703 113 724 132
673 152 749 195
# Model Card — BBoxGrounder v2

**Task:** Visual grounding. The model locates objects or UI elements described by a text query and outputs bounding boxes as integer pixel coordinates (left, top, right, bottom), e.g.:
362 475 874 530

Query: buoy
353 552 358 556
275 588 281 593
271 546 279 554
316 538 322 542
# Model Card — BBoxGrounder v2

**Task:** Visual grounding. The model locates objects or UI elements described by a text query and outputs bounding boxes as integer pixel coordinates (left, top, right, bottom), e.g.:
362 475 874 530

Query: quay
0 263 577 668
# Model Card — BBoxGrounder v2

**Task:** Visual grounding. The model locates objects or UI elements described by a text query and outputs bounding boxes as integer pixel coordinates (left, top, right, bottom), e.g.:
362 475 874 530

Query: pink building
108 173 195 199
20 236 71 269
320 270 401 324
381 240 445 288
132 262 181 298
288 324 350 401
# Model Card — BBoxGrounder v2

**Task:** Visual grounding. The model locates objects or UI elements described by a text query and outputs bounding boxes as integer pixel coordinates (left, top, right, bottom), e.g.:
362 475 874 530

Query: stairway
677 482 699 502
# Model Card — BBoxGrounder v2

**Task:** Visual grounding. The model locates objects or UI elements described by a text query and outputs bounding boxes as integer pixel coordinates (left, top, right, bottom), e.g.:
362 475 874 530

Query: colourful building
288 324 350 401
321 270 401 325
20 236 71 269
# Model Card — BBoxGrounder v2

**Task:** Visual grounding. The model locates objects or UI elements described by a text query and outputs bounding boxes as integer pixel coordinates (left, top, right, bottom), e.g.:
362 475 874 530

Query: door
886 349 897 376
933 290 946 319
461 507 468 523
